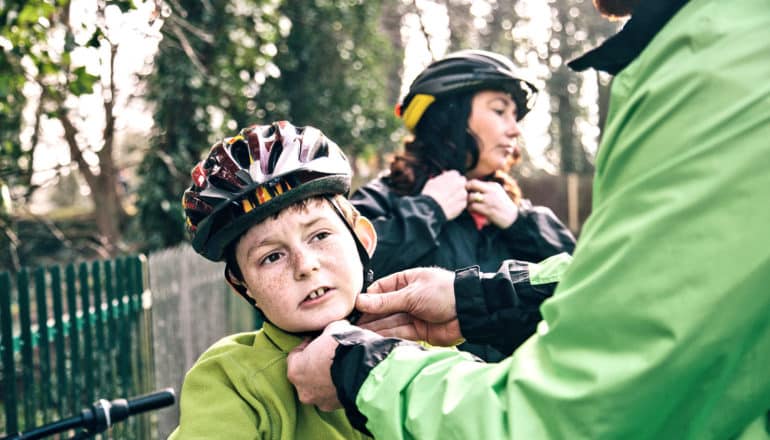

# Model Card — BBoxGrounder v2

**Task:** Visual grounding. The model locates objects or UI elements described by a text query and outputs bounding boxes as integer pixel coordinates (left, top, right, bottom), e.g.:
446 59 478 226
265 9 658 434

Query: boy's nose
293 250 320 280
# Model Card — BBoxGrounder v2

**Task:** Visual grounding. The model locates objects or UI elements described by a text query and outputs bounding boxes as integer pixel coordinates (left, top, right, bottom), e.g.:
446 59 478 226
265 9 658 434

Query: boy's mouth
304 287 331 303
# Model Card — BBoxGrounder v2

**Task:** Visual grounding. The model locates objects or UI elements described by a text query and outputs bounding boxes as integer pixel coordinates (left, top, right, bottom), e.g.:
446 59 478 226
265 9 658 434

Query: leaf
68 66 99 95
86 29 103 49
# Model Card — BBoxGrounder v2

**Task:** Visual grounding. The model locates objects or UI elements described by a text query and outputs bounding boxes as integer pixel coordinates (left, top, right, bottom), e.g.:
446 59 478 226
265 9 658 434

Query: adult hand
286 320 350 411
466 179 519 228
422 170 468 221
356 267 464 346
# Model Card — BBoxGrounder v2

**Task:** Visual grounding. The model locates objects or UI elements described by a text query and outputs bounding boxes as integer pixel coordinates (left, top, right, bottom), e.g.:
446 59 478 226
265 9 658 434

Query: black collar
568 0 691 75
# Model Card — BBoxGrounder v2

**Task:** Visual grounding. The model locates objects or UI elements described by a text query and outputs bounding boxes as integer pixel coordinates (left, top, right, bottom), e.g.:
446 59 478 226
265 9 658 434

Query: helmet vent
229 139 251 168
209 174 241 193
313 139 329 159
266 140 283 174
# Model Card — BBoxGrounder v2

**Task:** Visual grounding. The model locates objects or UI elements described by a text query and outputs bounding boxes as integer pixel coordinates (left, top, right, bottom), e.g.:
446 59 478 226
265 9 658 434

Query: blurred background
0 0 620 271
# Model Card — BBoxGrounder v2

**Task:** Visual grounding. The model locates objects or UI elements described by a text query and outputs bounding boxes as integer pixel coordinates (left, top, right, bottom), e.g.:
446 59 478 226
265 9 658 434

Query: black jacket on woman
351 176 576 361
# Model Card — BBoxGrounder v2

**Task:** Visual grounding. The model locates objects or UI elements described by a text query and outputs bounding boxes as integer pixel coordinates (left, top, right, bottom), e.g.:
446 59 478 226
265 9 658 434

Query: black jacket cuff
330 328 421 434
455 262 556 356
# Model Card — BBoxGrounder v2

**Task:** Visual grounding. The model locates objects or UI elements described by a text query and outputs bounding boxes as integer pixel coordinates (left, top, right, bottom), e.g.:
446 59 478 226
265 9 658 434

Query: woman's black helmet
395 49 538 131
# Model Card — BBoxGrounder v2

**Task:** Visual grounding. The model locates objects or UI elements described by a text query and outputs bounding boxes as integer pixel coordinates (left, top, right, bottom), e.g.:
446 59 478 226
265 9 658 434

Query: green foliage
135 0 401 253
258 0 401 160
67 66 100 95
134 0 286 252
0 0 146 267
0 1 44 191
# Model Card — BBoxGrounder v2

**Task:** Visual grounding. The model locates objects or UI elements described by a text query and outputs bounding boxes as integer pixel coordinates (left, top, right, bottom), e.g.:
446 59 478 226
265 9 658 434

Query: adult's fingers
355 311 389 325
358 312 412 332
366 271 408 294
360 315 420 340
356 291 410 315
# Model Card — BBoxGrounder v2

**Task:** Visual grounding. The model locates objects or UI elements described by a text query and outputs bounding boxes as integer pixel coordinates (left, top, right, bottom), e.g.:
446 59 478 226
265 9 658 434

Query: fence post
91 260 106 399
33 267 53 424
104 259 118 400
1 271 19 435
50 265 68 418
79 262 95 406
64 264 81 413
567 172 580 234
17 269 35 430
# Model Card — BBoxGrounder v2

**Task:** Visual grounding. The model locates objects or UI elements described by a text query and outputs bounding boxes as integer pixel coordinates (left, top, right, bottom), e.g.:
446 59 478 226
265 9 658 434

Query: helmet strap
325 195 373 325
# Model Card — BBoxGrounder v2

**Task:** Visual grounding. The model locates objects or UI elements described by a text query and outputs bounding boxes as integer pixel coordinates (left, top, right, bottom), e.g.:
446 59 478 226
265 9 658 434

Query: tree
136 0 401 253
257 0 401 161
134 0 285 252
545 0 619 174
0 0 160 258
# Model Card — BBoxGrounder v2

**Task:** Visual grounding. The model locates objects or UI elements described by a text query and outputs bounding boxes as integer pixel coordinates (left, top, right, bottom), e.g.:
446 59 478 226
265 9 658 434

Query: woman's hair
387 92 522 204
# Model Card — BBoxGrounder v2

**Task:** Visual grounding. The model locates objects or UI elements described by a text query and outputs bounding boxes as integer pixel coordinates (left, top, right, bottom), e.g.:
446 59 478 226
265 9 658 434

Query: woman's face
466 90 521 179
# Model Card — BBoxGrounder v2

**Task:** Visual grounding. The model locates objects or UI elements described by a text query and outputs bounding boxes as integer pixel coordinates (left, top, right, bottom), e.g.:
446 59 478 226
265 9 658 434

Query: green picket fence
0 255 154 439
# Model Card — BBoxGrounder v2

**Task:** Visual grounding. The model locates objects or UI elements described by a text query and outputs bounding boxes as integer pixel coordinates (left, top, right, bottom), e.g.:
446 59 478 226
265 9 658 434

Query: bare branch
410 0 439 61
57 106 99 189
100 41 118 168
165 11 214 44
166 18 209 73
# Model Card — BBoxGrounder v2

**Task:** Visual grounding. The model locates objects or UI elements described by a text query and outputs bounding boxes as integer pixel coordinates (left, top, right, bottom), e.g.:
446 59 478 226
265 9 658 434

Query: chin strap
326 195 374 325
346 268 373 325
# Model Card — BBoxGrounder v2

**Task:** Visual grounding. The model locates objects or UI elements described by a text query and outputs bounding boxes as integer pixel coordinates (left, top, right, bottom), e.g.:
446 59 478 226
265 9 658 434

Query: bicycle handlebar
1 388 176 440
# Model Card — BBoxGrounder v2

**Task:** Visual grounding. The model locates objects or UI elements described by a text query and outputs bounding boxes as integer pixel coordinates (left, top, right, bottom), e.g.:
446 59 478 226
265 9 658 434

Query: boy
169 121 376 439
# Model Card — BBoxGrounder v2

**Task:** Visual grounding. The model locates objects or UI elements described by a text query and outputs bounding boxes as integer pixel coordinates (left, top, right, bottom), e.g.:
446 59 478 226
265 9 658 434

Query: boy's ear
225 266 256 305
353 216 377 257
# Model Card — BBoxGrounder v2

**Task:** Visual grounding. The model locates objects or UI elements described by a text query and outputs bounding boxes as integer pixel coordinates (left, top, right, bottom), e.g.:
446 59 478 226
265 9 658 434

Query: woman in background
351 50 576 361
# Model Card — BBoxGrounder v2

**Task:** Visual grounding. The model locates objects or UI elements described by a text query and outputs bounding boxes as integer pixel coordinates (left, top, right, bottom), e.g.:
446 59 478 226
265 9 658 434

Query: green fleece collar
260 321 305 353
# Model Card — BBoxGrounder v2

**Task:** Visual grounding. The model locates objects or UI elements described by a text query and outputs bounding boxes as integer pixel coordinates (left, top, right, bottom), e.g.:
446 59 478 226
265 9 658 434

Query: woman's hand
466 179 519 228
422 170 468 221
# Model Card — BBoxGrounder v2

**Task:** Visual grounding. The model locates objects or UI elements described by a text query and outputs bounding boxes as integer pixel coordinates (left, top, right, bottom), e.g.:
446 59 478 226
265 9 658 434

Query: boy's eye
311 231 331 242
260 252 282 265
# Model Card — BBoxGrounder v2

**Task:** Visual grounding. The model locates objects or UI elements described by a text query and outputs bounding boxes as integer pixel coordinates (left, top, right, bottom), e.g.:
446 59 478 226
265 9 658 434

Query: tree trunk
91 164 125 255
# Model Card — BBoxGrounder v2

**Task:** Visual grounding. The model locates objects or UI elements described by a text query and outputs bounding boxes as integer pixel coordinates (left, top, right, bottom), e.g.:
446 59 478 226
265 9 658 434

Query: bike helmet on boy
183 121 352 262
395 49 538 131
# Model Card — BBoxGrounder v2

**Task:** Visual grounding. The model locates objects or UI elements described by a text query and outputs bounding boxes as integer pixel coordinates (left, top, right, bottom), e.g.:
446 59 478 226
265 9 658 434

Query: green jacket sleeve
342 1 770 438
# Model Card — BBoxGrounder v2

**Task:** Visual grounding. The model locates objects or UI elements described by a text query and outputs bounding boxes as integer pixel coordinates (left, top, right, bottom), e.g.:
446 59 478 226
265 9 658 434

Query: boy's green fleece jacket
169 321 371 440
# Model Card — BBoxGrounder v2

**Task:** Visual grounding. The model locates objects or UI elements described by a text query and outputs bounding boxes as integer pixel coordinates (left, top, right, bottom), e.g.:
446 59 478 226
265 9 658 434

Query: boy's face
234 198 375 333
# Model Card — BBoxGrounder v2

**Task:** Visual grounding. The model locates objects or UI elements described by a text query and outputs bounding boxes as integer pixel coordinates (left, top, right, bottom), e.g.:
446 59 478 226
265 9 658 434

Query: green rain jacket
333 0 770 438
168 321 371 440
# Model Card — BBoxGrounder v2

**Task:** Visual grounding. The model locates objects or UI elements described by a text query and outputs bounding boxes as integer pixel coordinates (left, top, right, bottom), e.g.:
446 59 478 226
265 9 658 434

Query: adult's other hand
286 321 351 411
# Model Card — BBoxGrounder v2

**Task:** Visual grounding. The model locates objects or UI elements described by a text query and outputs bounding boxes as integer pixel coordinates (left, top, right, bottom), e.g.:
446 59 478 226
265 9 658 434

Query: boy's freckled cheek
249 271 289 305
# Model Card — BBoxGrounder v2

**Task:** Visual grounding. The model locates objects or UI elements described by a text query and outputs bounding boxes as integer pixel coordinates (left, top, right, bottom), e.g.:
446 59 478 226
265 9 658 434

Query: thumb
295 337 311 351
356 291 407 315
